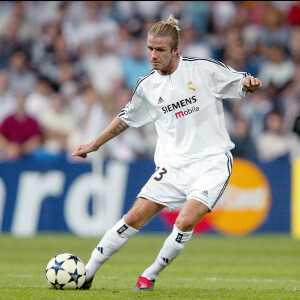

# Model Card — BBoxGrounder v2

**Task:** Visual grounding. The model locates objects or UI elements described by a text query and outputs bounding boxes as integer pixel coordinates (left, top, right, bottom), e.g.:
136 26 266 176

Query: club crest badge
187 82 196 92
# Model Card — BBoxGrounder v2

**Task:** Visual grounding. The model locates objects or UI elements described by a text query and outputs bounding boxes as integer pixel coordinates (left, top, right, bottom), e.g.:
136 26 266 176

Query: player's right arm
72 116 129 159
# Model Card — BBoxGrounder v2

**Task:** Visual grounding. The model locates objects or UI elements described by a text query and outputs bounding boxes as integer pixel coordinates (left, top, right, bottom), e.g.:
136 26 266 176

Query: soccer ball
45 253 86 289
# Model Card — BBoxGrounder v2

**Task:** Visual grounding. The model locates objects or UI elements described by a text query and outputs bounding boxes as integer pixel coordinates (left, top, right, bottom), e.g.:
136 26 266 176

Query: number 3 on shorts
154 167 167 181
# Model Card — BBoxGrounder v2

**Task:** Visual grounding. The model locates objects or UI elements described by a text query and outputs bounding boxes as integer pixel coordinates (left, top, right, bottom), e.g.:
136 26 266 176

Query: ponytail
148 15 181 51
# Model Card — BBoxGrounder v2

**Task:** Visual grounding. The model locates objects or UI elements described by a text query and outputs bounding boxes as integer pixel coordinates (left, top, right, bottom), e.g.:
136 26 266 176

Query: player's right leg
81 197 164 289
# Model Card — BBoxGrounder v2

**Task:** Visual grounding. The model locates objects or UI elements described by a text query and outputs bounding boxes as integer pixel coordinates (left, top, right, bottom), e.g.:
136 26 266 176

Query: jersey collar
154 55 182 78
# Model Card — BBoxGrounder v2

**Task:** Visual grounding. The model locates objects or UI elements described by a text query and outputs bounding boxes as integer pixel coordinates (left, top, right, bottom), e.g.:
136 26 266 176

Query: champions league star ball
45 253 86 289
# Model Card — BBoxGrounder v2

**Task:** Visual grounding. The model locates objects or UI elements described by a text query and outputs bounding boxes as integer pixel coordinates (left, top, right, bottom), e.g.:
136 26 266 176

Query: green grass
0 234 300 299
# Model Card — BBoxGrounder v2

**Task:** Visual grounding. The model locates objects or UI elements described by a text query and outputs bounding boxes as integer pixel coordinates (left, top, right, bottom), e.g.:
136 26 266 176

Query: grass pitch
0 234 300 299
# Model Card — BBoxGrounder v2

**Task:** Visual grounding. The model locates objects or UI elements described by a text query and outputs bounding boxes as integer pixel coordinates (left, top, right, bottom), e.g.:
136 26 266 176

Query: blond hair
148 15 181 51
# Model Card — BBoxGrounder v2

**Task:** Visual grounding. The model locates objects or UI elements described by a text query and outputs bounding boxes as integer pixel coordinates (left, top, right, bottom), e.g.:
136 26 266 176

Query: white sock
141 225 193 281
85 215 138 280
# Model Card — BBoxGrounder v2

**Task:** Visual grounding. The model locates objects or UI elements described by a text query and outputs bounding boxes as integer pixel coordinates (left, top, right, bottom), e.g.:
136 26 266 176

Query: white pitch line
179 277 299 284
205 277 299 284
5 274 43 278
0 285 43 288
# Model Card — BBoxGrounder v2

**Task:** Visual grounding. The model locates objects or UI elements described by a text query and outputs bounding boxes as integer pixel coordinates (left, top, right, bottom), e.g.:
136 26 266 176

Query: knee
124 197 163 230
175 214 195 232
124 211 144 230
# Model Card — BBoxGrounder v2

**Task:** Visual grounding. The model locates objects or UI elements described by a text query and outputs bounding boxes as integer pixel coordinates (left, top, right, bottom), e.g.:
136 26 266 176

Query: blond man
73 16 262 291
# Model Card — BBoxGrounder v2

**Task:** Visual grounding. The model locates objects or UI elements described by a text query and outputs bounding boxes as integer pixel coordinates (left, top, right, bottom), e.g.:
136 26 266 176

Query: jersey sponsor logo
175 106 199 119
187 81 196 92
175 111 184 118
162 96 197 114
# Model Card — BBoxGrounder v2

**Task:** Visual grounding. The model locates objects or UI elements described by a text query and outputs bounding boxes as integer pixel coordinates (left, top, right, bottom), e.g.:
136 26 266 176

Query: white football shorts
138 151 233 212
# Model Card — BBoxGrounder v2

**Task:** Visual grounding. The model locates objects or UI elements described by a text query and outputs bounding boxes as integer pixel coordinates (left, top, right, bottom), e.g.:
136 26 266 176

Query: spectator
57 61 79 98
180 26 213 59
37 33 75 84
0 1 39 44
287 2 300 26
256 110 299 162
232 2 250 29
183 1 210 36
68 86 108 161
23 1 62 28
0 92 42 161
223 39 259 77
25 77 53 119
0 70 15 123
65 2 119 50
209 24 242 62
279 63 300 133
160 2 185 27
31 23 60 68
288 26 300 63
7 51 37 94
0 39 11 69
122 38 151 90
257 3 289 47
81 37 124 96
211 1 237 33
135 1 164 21
243 1 268 26
292 115 300 159
105 23 132 58
39 93 78 155
240 90 273 139
231 117 257 158
293 115 300 138
258 44 295 90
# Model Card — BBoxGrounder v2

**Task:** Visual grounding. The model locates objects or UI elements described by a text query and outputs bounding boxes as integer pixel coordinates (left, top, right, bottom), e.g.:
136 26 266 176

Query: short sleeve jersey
119 56 249 168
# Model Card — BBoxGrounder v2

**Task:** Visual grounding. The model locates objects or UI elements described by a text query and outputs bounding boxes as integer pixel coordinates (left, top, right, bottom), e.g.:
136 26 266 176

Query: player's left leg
135 199 209 291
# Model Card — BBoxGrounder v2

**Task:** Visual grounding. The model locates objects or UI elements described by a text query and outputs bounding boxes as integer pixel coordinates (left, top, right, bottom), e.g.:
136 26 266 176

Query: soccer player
72 15 262 291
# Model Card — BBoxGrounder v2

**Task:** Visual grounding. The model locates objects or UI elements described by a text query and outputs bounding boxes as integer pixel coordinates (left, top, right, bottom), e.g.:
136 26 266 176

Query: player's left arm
208 61 262 99
242 76 263 94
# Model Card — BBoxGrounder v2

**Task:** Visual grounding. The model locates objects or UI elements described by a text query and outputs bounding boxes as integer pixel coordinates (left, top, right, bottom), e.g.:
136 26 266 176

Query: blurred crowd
0 1 299 163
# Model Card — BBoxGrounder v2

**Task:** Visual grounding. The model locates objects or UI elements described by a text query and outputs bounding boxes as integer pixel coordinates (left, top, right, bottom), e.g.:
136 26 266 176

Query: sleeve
119 82 155 128
210 60 250 100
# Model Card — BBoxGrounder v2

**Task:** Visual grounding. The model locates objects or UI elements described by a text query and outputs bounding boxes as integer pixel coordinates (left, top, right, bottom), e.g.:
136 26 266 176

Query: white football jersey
119 56 249 168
